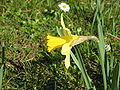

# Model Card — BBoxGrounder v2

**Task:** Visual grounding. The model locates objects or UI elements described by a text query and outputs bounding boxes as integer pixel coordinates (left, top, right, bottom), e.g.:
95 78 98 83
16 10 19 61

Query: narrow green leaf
0 65 3 89
2 42 5 65
91 6 98 33
70 51 81 71
111 63 120 90
97 14 107 90
56 26 63 36
71 48 96 90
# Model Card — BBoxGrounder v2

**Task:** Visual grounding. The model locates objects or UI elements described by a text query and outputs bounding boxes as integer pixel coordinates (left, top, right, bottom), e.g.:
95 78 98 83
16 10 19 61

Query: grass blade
111 63 120 90
56 26 63 36
71 47 96 90
0 42 5 89
2 42 5 65
70 51 91 89
97 15 107 90
0 65 3 89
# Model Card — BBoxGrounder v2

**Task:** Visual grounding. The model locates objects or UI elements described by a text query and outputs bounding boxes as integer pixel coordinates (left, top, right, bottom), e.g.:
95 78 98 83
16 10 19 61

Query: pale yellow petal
61 43 71 55
61 43 71 69
65 53 70 69
72 36 99 46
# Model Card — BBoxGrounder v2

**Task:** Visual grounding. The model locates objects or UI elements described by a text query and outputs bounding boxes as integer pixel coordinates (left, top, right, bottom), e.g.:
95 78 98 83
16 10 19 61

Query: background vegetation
0 0 120 89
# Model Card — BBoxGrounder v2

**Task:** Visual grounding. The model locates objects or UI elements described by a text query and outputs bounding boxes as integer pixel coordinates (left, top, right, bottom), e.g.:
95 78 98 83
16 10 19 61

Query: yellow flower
47 13 98 69
47 34 79 68
47 34 98 69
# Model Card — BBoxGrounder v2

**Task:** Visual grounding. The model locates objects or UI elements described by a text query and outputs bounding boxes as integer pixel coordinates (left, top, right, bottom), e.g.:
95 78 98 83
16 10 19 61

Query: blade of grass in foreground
70 51 91 89
0 65 3 89
96 0 108 89
111 63 120 90
0 42 5 89
71 47 96 90
97 15 107 90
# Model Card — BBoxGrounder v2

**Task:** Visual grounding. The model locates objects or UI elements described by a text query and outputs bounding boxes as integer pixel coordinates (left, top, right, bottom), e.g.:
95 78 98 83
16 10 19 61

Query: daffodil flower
47 34 78 68
47 13 98 69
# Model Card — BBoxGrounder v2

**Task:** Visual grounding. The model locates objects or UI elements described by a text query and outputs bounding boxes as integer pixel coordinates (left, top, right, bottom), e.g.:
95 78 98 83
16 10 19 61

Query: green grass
0 0 120 89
